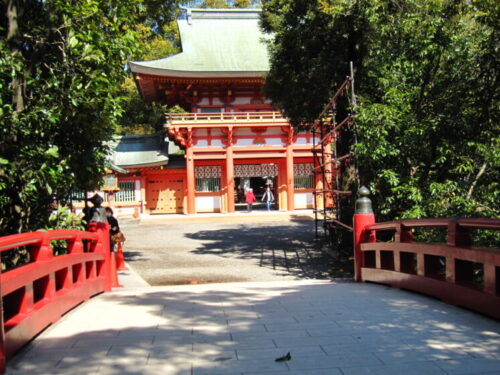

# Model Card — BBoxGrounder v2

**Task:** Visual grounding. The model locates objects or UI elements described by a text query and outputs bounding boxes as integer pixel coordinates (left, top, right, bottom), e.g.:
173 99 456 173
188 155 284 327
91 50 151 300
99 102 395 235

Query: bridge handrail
0 223 112 373
354 212 500 320
367 217 500 231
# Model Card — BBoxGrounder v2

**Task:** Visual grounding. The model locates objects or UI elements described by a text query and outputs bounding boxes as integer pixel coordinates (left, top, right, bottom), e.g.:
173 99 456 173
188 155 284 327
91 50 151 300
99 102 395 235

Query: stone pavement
7 279 500 375
119 211 342 286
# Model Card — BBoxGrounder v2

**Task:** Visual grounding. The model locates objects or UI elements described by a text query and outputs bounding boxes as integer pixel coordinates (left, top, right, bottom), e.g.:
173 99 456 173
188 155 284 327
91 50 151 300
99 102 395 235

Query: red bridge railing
353 188 500 320
0 223 112 373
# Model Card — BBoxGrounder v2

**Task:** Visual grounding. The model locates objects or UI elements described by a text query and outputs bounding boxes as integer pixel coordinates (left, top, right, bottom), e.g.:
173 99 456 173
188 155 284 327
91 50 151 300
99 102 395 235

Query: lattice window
115 182 135 202
195 166 221 178
294 163 314 190
234 164 278 177
294 163 314 176
196 178 220 192
294 175 313 190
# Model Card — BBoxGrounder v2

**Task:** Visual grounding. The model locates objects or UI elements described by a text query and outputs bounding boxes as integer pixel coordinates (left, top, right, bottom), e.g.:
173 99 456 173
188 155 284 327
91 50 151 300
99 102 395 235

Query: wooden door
146 177 184 214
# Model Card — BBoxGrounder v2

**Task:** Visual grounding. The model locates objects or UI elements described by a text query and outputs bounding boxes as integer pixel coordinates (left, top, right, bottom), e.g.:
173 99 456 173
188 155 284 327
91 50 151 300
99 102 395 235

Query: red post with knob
353 186 376 282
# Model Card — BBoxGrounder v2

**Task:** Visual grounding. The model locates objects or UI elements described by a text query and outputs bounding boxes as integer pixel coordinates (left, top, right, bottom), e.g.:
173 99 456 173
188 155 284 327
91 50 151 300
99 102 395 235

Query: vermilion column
226 145 235 213
286 143 295 211
186 144 195 215
225 127 235 213
323 136 334 209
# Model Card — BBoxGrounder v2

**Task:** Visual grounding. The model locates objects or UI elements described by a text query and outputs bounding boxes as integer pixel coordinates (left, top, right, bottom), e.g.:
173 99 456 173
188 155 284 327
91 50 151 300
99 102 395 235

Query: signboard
102 174 118 191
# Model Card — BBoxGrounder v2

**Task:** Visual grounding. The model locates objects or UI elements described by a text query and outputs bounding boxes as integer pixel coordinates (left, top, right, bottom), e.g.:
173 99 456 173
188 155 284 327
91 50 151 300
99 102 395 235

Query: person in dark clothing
105 207 120 251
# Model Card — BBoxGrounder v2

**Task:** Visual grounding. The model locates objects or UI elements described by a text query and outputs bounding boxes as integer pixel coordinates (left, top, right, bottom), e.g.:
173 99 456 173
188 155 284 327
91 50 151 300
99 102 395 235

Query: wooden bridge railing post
353 186 376 282
87 222 112 292
0 272 5 374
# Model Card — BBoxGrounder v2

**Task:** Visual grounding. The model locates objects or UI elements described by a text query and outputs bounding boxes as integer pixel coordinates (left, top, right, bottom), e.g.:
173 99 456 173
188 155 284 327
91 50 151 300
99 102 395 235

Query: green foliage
261 0 499 231
46 205 86 256
0 0 180 235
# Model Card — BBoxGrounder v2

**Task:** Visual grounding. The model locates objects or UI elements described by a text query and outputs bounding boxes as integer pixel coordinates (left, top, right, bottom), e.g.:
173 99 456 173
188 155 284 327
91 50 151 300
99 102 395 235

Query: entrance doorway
235 176 277 211
234 163 279 211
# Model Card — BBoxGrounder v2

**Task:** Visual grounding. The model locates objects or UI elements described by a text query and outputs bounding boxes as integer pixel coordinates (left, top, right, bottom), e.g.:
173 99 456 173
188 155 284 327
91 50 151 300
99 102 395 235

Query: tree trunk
5 0 25 113
466 162 487 200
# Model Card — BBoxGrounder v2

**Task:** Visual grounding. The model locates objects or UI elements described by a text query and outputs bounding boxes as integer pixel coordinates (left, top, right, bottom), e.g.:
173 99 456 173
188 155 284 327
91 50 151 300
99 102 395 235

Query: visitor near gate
262 186 275 211
105 207 121 252
245 188 256 212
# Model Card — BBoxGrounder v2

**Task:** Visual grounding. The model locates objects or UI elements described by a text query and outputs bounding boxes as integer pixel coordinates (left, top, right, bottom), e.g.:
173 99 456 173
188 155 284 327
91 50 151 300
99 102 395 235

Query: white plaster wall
294 137 308 145
294 192 314 208
232 97 251 105
210 139 224 147
134 180 141 201
194 139 209 147
196 196 221 212
266 137 283 146
115 207 136 216
234 138 254 146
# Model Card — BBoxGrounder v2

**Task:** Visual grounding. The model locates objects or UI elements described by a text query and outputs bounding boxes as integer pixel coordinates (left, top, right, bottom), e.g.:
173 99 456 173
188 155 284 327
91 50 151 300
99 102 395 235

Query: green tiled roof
129 8 270 77
110 134 170 169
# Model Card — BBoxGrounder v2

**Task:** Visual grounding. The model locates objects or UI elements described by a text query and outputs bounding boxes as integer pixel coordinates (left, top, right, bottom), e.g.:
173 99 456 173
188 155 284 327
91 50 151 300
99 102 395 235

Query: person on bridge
262 186 275 211
105 207 120 251
245 188 256 212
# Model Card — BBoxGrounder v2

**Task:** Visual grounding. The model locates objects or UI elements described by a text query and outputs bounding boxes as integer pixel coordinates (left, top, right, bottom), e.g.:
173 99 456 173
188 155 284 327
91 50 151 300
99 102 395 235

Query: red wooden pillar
0 283 4 374
88 222 112 292
285 128 295 211
313 153 323 210
323 136 334 209
353 187 376 282
226 143 235 213
186 130 196 215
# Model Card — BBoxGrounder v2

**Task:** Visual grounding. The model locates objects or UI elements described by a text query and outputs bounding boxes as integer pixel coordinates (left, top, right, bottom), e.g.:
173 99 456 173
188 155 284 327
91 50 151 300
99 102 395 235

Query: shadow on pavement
186 222 339 280
8 282 500 374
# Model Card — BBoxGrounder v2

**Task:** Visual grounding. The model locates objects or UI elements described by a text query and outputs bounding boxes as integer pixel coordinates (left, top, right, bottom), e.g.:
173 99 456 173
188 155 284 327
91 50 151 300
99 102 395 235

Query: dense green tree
261 0 499 225
0 0 180 235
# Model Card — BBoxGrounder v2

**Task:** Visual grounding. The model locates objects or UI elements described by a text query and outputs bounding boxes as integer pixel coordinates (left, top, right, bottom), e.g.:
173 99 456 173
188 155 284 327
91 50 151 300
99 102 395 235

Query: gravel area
120 214 337 286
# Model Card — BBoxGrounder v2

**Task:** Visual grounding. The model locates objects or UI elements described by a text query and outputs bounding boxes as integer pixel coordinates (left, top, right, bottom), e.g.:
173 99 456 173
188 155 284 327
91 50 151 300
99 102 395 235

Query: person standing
262 186 275 211
245 188 256 212
105 207 120 251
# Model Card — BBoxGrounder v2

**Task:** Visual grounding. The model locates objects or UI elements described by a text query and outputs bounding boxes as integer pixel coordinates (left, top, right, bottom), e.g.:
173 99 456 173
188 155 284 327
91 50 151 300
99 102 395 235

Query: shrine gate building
110 8 321 215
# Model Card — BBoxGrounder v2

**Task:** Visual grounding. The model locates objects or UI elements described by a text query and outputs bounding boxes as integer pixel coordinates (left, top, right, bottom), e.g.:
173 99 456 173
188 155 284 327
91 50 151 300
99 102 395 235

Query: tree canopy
0 0 180 234
261 0 499 222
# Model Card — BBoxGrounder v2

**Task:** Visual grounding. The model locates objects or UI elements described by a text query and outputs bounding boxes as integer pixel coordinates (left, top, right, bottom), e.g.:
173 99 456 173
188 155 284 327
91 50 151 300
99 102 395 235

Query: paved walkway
8 278 500 375
119 212 344 286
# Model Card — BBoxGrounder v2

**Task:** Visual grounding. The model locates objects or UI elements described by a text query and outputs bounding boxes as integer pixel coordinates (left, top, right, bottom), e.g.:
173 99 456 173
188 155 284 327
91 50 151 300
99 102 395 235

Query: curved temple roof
110 134 170 169
128 8 270 78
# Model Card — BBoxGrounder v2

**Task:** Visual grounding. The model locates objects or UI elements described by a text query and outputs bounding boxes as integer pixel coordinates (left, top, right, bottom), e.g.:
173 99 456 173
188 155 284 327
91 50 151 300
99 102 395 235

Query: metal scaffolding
311 64 358 250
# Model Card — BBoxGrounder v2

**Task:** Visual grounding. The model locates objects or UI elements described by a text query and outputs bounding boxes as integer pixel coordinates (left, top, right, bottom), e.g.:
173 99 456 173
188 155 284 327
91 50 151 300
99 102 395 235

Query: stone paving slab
7 280 500 375
119 214 337 286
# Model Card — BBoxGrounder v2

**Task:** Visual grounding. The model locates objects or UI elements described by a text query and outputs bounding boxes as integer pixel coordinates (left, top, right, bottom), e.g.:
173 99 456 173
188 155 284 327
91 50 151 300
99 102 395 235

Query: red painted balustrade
0 223 112 373
167 111 286 124
354 215 500 319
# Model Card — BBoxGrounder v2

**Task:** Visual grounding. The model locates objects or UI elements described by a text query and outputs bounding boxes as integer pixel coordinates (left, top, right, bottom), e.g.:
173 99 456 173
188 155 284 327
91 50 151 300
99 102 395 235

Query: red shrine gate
166 111 320 214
